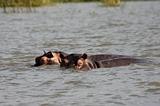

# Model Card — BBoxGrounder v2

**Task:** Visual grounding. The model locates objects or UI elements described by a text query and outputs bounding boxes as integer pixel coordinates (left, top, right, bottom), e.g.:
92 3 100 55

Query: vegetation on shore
0 0 121 7
3 0 148 13
0 0 52 7
0 0 55 13
102 0 120 6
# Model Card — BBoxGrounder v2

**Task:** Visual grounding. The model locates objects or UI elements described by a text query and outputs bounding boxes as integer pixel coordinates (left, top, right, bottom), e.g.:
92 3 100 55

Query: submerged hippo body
89 54 134 62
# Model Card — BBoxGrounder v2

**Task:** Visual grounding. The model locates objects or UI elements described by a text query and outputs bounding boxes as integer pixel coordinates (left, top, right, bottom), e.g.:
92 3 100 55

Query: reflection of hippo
75 53 145 71
34 51 68 66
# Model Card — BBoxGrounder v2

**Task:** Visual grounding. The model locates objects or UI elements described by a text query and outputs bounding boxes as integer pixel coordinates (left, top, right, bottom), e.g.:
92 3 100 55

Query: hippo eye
77 61 83 67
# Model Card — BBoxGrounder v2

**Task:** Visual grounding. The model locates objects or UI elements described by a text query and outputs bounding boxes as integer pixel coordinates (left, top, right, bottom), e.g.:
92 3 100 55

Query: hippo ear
43 50 46 54
81 53 87 59
59 53 65 59
46 51 53 58
50 51 54 57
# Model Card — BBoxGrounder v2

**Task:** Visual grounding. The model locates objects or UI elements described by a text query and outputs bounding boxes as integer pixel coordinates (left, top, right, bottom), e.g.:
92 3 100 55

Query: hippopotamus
58 53 140 69
74 53 142 71
34 51 68 66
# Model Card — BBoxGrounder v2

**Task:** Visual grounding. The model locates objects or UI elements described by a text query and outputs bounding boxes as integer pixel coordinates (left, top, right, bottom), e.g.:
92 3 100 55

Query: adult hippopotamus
59 53 142 70
74 53 142 71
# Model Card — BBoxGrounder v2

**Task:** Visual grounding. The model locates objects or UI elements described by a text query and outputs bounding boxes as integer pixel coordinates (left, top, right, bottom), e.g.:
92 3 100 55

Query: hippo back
88 54 133 62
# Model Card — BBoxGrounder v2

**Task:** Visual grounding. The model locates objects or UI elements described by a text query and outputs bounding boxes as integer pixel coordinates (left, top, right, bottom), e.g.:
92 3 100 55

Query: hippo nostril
34 57 43 66
34 60 43 66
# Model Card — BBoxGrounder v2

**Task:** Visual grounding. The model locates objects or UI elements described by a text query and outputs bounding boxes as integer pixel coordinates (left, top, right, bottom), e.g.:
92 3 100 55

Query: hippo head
75 53 100 71
59 53 82 68
34 51 65 66
74 53 90 70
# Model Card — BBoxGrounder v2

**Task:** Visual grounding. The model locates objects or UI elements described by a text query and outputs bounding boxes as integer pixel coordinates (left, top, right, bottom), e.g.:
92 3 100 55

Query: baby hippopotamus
34 51 68 66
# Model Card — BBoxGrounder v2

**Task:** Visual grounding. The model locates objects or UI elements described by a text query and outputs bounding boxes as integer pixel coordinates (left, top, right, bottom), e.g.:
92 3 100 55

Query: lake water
0 1 160 106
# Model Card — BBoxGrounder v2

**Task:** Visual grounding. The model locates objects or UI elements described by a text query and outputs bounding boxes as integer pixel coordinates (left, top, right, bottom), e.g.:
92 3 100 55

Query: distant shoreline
0 0 159 8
